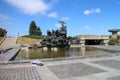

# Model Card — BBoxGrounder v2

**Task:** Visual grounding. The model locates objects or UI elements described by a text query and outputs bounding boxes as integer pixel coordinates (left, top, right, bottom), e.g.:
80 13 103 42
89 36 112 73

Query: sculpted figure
41 21 69 48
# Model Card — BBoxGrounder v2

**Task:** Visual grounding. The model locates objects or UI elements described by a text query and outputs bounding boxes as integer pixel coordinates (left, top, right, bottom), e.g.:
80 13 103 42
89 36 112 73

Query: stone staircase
0 37 17 51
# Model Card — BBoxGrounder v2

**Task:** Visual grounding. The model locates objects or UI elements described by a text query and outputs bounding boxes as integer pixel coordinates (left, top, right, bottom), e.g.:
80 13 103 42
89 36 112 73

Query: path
1 55 120 80
0 37 20 61
0 37 17 51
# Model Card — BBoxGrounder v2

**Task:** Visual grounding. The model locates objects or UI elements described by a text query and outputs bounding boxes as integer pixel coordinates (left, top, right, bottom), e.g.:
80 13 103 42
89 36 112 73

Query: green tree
36 27 42 36
29 21 42 36
0 28 7 37
29 21 37 35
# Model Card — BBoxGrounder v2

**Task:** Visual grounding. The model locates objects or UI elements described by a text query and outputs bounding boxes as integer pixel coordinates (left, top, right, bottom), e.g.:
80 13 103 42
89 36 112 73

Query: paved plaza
1 55 120 80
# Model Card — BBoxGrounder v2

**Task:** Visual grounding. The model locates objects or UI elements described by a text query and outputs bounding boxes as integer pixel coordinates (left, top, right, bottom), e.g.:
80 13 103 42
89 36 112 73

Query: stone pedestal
103 39 109 46
80 38 85 46
51 47 58 51
43 47 48 51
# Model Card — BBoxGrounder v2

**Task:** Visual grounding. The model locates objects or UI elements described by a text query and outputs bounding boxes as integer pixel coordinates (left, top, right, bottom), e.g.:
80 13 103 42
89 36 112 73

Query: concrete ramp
0 47 20 61
0 37 21 61
0 37 17 51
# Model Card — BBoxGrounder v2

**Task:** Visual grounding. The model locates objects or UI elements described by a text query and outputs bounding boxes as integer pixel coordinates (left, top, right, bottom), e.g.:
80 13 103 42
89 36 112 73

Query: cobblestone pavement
0 63 41 80
1 55 120 80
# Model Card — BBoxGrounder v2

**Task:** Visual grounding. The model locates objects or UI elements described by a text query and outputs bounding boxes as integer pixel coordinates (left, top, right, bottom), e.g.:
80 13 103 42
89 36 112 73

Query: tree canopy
29 21 42 36
0 28 7 37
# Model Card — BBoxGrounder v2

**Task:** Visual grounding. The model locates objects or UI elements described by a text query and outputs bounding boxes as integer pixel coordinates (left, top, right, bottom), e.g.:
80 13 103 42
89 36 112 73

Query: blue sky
0 0 120 37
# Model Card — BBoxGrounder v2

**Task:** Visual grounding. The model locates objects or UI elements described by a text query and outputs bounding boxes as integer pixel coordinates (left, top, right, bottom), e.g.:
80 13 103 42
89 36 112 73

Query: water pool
15 47 117 60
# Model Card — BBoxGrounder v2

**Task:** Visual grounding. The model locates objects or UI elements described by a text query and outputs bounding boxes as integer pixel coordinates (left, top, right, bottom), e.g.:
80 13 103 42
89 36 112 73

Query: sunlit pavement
1 55 120 80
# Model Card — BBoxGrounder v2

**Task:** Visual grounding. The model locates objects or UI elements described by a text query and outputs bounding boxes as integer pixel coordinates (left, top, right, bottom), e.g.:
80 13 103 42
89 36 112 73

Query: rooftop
108 29 120 32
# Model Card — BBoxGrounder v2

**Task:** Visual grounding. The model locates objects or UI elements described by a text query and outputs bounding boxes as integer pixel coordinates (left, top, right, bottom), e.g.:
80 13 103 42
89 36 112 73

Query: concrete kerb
0 60 30 65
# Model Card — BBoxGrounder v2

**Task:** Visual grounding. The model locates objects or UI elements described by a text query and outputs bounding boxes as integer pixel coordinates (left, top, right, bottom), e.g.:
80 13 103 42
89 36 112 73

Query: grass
0 37 3 42
22 35 44 39
16 37 42 44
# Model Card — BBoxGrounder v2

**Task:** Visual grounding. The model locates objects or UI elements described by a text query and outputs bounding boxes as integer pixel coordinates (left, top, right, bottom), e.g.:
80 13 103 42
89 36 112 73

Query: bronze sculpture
41 21 69 48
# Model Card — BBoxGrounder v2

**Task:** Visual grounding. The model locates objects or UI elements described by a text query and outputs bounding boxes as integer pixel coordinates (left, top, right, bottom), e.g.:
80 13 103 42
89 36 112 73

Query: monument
108 29 120 39
41 21 69 48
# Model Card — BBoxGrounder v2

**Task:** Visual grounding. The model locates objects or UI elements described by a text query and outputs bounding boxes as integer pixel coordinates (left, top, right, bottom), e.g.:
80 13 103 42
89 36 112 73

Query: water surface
15 47 115 60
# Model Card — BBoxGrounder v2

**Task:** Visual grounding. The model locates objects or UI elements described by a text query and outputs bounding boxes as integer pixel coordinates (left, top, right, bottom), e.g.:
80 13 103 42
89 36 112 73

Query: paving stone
107 76 120 80
89 46 120 52
0 66 41 80
48 63 106 79
92 59 120 69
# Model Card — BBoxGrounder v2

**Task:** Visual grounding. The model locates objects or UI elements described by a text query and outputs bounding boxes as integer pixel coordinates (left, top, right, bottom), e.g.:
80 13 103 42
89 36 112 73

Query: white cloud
84 10 91 15
84 8 101 15
61 17 70 21
85 26 91 30
54 23 61 28
95 8 101 13
5 0 50 15
48 12 58 18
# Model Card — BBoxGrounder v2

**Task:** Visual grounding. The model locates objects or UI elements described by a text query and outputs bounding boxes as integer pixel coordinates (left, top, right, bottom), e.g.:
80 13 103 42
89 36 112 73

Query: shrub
118 35 120 39
109 39 119 45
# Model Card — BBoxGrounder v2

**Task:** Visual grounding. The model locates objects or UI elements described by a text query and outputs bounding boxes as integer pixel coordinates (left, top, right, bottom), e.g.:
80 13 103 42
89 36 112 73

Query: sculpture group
41 21 69 48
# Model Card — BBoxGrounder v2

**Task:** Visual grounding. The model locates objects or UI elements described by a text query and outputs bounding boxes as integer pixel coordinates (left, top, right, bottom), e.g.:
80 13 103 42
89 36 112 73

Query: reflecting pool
15 47 116 60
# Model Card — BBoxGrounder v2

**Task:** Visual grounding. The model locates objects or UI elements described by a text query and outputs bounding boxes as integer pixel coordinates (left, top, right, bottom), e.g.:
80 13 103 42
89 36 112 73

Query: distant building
76 35 109 45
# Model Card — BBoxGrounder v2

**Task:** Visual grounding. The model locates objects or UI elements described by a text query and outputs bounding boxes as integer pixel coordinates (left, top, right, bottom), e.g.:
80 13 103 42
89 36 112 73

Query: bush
118 35 120 39
109 39 119 45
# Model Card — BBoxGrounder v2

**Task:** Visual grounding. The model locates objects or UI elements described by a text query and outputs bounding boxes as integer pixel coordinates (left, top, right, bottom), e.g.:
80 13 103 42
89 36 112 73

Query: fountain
41 21 70 48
